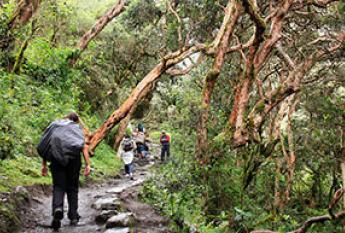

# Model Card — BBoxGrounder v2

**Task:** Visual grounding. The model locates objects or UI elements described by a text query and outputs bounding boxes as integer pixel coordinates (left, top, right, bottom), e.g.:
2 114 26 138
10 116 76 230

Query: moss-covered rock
0 187 31 233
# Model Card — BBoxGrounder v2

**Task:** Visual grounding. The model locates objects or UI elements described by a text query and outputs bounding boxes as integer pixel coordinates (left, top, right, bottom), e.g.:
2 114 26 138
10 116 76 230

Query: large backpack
161 135 169 142
37 119 84 166
122 138 133 152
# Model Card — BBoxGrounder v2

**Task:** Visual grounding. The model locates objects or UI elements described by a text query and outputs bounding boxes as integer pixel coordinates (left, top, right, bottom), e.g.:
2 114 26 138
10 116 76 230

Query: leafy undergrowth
142 154 340 233
141 131 341 233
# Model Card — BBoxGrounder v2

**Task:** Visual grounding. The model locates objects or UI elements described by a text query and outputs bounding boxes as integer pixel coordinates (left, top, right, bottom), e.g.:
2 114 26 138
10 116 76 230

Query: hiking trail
20 144 172 233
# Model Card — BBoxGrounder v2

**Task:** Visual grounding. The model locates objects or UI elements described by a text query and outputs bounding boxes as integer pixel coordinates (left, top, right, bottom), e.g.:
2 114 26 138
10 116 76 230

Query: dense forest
1 0 345 232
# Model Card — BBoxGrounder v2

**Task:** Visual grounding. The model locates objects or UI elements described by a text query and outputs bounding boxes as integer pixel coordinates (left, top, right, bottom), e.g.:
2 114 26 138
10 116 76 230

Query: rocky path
20 154 172 233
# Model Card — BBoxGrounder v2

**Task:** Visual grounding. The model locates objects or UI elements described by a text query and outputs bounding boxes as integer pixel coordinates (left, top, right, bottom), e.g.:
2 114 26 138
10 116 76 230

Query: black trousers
161 144 170 161
50 156 81 220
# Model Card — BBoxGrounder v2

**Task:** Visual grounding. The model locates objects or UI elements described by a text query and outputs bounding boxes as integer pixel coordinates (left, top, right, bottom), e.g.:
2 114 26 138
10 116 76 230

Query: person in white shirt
119 135 136 180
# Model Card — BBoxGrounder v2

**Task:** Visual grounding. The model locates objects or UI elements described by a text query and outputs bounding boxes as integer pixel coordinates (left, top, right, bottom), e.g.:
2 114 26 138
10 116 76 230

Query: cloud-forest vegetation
1 0 345 232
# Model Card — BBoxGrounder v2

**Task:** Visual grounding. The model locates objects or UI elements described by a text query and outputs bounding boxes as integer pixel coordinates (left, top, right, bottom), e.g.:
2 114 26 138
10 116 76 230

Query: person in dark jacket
160 131 170 162
40 112 91 231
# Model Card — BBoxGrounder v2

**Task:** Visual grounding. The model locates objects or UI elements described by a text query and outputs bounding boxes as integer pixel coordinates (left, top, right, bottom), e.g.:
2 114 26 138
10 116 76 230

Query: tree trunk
232 77 252 145
113 107 134 151
195 0 240 162
284 95 299 203
12 20 37 74
230 0 267 145
113 83 154 150
228 83 241 127
8 0 40 30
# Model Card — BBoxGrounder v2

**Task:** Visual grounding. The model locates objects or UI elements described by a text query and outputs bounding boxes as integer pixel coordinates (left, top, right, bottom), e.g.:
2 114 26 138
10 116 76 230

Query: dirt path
20 148 172 233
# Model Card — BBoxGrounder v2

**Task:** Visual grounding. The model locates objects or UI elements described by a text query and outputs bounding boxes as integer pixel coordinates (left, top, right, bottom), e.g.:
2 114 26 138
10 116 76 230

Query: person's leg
129 163 134 180
138 144 144 158
50 162 66 216
166 145 170 158
129 163 133 174
160 146 165 161
66 157 81 222
50 161 66 230
124 164 130 175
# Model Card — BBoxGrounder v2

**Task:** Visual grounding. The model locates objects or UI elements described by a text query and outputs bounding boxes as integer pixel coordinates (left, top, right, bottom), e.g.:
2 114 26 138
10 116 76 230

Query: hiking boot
70 218 86 227
70 219 79 226
51 208 63 231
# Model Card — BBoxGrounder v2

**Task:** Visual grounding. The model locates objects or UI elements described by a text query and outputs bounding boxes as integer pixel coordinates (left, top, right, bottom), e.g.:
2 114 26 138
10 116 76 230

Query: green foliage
123 0 162 31
340 0 345 15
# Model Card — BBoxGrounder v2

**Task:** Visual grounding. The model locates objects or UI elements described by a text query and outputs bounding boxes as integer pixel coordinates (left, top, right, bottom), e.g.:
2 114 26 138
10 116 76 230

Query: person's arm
41 159 48 176
83 144 91 176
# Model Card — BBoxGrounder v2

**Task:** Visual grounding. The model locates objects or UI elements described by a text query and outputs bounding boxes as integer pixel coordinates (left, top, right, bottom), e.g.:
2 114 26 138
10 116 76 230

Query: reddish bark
195 0 241 162
232 78 251 145
253 0 294 73
113 108 134 151
228 84 241 127
228 0 267 145
284 95 299 203
113 83 154 150
8 0 40 30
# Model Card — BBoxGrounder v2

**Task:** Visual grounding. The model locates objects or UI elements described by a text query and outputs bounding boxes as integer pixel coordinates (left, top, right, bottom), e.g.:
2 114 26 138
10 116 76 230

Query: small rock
130 178 145 186
104 228 130 233
105 213 134 228
91 198 122 211
106 187 126 194
14 186 30 200
95 210 118 224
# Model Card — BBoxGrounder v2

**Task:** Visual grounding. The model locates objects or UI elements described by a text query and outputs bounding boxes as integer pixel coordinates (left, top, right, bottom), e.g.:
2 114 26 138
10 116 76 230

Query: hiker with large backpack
119 134 136 180
37 112 91 231
160 131 170 162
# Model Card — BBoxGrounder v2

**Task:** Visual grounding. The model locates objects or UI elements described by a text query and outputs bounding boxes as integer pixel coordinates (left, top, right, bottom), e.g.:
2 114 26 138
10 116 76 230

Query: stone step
106 212 134 228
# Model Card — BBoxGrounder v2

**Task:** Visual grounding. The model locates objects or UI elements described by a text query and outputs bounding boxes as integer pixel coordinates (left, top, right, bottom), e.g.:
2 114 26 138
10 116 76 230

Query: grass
0 142 122 192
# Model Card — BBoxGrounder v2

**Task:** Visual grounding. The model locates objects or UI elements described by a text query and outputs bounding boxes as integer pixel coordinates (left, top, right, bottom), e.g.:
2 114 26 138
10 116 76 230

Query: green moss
205 69 219 82
0 201 21 233
256 101 265 112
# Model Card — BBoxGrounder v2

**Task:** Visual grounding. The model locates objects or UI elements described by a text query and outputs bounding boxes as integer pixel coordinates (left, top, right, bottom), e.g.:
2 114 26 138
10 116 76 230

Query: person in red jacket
160 131 170 162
